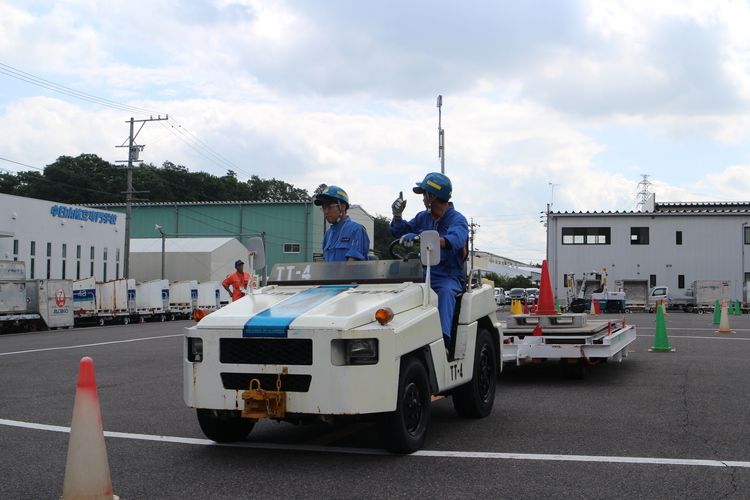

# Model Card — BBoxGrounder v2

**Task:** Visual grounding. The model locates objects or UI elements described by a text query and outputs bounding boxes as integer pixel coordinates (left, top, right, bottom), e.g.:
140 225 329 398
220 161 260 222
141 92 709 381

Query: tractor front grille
220 338 313 365
220 372 312 392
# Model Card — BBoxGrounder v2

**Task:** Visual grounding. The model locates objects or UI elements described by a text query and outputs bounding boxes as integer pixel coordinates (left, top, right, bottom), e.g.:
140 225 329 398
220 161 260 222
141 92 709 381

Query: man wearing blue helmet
314 184 371 262
389 172 468 346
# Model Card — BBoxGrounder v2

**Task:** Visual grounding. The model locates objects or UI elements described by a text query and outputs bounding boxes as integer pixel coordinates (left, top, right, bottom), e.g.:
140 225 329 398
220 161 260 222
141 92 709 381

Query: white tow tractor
184 231 502 453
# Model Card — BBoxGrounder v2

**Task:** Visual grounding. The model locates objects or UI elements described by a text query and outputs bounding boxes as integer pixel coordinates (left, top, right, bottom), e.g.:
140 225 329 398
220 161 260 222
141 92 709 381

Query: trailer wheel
98 318 105 327
138 315 145 324
159 314 166 322
452 329 497 418
122 316 130 325
562 359 586 380
379 356 431 454
196 409 255 443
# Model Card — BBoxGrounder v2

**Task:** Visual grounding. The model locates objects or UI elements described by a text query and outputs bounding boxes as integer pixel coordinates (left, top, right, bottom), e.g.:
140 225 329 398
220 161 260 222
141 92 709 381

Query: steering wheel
389 238 420 261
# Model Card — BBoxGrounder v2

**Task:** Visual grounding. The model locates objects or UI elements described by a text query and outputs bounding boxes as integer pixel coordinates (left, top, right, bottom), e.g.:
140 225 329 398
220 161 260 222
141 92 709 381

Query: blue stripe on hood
243 285 356 337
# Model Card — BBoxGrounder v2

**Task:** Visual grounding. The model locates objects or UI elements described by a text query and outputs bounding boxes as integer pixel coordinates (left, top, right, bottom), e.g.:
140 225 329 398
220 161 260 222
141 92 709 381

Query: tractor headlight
346 338 378 365
187 337 203 362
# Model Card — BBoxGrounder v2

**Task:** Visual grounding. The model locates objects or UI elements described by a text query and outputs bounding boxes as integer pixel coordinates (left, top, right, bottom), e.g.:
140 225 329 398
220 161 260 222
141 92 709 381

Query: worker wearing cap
389 172 468 345
314 185 371 262
222 259 250 301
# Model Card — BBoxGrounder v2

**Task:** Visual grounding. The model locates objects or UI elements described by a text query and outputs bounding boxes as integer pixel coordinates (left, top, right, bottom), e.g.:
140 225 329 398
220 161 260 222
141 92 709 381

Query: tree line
0 154 309 204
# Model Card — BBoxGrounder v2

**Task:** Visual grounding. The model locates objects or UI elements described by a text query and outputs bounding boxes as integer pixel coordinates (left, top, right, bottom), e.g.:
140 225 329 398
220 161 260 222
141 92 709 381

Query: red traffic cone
532 323 543 336
536 260 558 315
594 300 601 315
62 357 117 500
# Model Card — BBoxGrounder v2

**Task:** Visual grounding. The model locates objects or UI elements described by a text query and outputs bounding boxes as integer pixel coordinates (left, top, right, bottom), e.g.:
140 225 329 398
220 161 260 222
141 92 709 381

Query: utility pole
116 115 168 279
469 218 480 271
437 95 445 174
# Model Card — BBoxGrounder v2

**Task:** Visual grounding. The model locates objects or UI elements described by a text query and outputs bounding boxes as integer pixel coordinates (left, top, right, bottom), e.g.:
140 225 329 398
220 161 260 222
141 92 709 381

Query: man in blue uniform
389 172 468 345
314 185 371 262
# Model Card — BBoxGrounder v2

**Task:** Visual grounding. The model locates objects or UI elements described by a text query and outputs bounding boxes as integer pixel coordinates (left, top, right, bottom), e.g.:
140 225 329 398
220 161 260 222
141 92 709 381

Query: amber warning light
375 307 394 325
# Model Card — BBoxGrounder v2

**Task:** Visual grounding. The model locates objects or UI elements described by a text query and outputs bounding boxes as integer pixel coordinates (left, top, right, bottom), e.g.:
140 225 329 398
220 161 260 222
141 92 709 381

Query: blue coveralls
323 216 371 262
390 204 468 341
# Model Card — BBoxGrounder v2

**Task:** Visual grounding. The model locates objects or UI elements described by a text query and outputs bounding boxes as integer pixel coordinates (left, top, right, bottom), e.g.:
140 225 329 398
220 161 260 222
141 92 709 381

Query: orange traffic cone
62 357 117 500
536 260 558 315
590 300 595 315
532 323 543 336
607 321 612 336
716 298 734 334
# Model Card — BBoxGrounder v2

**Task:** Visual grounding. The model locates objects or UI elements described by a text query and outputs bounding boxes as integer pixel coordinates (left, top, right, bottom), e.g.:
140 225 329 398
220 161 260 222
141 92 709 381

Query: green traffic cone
734 301 742 316
712 300 721 325
650 301 675 352
555 300 561 313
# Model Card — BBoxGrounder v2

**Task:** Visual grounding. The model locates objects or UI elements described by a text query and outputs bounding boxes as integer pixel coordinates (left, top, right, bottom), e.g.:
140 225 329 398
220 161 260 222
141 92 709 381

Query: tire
159 314 166 322
562 359 586 380
452 329 497 418
196 409 255 443
98 318 105 326
122 316 130 325
379 356 431 454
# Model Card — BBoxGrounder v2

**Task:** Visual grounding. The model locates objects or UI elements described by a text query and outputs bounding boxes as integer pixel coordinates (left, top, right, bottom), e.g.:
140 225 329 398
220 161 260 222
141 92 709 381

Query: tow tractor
502 263 637 378
184 232 502 453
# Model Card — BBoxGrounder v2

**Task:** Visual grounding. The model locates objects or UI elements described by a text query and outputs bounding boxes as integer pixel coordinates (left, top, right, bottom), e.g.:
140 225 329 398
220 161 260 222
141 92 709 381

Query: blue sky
1 0 750 263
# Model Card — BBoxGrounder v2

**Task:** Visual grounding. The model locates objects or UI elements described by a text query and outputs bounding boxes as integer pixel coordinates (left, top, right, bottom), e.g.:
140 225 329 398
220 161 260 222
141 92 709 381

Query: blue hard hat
313 185 350 207
413 172 452 201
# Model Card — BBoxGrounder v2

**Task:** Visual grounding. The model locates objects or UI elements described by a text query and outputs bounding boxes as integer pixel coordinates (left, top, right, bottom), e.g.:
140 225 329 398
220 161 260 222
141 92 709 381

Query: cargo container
196 281 221 312
169 280 198 319
135 279 170 321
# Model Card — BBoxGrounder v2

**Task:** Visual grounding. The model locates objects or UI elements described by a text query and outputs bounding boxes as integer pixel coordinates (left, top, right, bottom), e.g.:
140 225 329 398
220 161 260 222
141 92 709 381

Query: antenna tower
636 174 652 212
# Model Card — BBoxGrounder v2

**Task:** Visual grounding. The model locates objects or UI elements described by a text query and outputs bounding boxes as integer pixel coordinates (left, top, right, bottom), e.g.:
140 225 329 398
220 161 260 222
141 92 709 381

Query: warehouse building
0 193 125 281
472 250 541 281
546 195 750 305
129 237 250 283
90 200 375 278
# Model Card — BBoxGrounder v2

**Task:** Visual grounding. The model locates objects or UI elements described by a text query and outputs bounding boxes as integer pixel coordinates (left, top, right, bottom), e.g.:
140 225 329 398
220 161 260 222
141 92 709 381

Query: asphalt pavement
1 312 749 499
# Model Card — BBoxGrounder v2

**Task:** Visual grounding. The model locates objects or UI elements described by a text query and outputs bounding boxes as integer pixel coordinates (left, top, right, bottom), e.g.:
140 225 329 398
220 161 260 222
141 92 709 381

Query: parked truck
648 280 732 313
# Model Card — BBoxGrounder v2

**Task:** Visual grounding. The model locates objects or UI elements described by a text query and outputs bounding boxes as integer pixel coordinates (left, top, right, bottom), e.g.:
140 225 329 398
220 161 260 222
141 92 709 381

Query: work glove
399 233 418 247
391 191 406 218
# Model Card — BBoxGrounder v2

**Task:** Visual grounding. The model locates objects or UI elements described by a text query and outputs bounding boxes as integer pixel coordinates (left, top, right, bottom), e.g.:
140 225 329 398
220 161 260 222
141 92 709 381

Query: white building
546 196 750 303
129 237 250 283
0 193 125 281
472 250 541 281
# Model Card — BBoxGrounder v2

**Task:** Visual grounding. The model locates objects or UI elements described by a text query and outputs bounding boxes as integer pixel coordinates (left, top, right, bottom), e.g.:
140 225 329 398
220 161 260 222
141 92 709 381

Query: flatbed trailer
501 313 637 378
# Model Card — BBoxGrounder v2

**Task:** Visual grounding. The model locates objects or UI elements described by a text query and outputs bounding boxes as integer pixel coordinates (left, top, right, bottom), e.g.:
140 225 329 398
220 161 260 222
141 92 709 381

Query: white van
494 287 505 305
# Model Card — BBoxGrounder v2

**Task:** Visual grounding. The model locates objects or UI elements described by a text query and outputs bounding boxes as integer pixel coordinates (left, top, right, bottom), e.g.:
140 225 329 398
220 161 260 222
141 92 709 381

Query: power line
0 155 121 197
0 61 249 177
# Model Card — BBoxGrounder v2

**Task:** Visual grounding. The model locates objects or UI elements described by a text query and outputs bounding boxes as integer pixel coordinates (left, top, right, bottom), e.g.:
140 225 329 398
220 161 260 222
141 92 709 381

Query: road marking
0 334 182 356
1 418 748 468
636 333 750 340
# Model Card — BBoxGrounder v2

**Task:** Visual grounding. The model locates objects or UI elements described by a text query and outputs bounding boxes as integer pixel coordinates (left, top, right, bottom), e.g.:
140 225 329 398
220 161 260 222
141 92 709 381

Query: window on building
76 261 81 280
90 261 94 278
46 242 52 257
283 243 301 253
678 274 685 288
76 245 81 259
90 246 95 260
30 258 35 279
745 226 750 244
561 227 611 245
62 243 67 258
30 241 35 256
650 274 657 287
62 260 66 279
103 248 108 281
631 227 650 245
46 259 51 279
116 263 120 278
13 239 18 256
676 231 682 245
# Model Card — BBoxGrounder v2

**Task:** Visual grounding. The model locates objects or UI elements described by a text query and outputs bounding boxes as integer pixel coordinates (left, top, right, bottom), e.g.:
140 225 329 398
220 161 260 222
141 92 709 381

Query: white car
184 232 502 453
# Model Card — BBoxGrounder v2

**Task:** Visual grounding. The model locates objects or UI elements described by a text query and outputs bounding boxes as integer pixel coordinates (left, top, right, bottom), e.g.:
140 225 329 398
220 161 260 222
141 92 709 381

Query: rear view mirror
419 230 440 267
247 237 265 271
